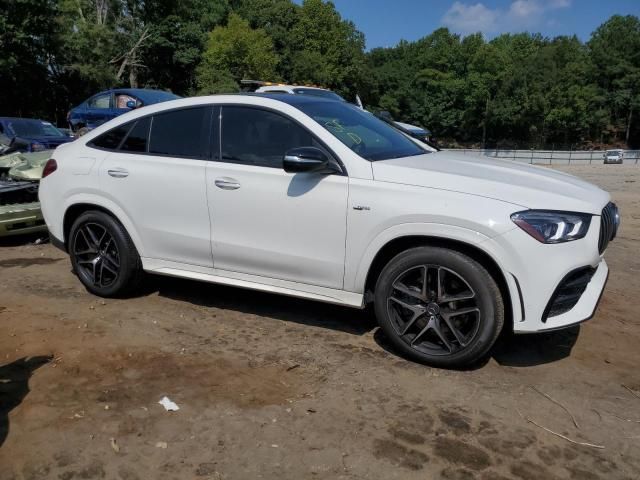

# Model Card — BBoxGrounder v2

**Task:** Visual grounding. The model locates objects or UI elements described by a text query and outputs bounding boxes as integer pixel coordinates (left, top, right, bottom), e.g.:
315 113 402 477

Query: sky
320 0 640 49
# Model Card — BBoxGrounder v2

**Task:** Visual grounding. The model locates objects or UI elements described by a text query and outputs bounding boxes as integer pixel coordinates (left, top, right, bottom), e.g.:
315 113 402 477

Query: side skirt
142 258 365 308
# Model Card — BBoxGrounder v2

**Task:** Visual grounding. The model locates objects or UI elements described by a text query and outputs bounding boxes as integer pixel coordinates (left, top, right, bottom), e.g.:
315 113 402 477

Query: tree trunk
129 67 138 88
626 105 633 146
482 96 490 149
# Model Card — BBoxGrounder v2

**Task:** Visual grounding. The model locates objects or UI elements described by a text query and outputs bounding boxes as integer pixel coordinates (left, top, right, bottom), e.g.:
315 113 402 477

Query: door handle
214 177 240 190
107 168 129 178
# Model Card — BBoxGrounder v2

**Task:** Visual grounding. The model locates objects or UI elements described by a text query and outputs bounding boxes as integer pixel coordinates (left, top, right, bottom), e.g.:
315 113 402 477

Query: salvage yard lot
1 164 639 480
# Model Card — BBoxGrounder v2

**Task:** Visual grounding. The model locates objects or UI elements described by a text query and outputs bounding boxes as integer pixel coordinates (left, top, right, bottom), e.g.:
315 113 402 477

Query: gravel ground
0 164 639 480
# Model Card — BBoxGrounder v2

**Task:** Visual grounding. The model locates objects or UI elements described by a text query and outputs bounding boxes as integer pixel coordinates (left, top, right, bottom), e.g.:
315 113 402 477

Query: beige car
0 150 52 237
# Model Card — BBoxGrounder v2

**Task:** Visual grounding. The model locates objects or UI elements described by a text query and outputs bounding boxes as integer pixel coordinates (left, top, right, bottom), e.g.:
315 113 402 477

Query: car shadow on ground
152 275 580 368
491 326 580 367
0 232 48 248
152 275 377 336
0 355 52 447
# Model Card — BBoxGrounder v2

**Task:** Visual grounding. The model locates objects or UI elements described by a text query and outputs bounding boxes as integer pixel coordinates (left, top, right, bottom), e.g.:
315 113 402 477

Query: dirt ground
1 164 639 480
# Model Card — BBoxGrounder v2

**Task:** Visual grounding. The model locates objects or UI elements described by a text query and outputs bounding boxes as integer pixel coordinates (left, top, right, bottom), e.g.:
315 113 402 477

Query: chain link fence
443 149 640 165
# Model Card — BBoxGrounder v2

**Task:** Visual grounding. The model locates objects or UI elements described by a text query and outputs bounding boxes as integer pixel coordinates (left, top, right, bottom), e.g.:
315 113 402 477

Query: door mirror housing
283 147 336 174
126 100 137 109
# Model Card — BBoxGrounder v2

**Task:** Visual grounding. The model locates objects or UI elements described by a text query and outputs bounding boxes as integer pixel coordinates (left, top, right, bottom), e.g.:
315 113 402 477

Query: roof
0 117 49 122
241 93 339 106
257 84 329 91
102 88 181 103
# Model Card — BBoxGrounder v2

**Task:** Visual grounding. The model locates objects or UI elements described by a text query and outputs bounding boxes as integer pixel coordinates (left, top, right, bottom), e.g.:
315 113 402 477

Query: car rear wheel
69 211 143 297
374 247 504 368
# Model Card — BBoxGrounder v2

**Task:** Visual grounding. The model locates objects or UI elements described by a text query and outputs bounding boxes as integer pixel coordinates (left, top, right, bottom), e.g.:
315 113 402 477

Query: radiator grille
598 202 619 254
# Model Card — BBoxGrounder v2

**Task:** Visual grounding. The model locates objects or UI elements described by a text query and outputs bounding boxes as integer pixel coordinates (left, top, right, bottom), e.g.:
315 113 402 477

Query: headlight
511 210 592 243
30 142 46 152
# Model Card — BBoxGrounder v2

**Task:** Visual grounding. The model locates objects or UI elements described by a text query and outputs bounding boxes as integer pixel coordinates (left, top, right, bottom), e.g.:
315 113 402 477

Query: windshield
297 101 426 161
293 88 346 102
8 119 65 138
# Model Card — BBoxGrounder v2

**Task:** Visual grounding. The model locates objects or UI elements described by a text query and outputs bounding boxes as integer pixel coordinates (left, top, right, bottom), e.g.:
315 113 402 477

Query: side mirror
283 147 334 174
126 100 137 109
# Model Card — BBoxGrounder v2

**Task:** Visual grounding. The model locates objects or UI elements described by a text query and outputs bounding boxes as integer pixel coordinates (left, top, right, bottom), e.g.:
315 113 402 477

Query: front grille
598 202 619 254
543 266 596 320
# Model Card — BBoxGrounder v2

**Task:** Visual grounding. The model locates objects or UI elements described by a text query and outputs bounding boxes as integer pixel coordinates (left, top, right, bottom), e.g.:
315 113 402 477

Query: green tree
196 13 279 94
289 0 365 99
589 15 640 145
0 0 59 118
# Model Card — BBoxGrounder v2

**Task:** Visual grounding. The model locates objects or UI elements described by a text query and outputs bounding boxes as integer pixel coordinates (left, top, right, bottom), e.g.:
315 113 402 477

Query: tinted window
121 117 150 152
149 107 209 158
297 101 425 161
89 123 131 150
88 93 110 109
293 88 345 102
221 107 316 168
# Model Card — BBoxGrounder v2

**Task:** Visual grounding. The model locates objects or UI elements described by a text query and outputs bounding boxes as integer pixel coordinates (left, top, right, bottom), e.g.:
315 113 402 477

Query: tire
69 210 143 297
374 246 504 368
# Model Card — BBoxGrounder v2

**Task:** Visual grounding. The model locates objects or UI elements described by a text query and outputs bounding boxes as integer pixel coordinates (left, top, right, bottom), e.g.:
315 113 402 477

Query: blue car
68 88 180 133
0 117 74 152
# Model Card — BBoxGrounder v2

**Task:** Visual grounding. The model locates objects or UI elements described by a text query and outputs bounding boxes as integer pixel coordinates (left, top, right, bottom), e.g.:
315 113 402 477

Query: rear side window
120 117 151 152
88 123 131 150
149 107 209 159
88 93 111 109
220 106 316 168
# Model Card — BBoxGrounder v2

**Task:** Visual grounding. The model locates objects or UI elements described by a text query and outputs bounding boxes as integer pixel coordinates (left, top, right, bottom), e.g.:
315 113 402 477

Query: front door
206 105 349 289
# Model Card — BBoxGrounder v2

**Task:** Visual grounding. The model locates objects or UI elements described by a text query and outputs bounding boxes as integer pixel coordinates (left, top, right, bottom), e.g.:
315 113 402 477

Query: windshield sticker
324 119 345 132
346 132 362 145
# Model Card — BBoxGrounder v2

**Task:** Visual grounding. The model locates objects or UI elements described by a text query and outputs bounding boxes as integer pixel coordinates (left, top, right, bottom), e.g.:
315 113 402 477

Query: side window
120 117 151 152
88 93 111 109
221 106 316 168
115 94 139 109
148 107 209 159
88 123 132 150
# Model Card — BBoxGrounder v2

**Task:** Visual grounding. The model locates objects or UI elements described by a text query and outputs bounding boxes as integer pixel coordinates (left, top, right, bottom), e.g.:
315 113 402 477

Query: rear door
97 106 213 267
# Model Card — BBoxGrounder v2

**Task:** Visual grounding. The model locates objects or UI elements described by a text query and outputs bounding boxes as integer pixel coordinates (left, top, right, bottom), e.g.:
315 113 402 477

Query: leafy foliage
196 13 278 94
0 0 639 147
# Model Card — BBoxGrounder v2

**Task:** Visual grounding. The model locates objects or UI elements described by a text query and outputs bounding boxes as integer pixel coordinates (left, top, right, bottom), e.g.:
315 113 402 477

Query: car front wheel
69 211 143 297
374 247 504 368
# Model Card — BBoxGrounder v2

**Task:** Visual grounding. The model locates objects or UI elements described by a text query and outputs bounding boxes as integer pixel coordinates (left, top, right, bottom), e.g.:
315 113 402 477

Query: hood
372 151 610 214
25 135 73 147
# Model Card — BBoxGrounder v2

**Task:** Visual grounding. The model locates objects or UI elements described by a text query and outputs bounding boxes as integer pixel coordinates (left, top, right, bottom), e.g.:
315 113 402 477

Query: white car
39 94 619 367
250 82 431 140
603 149 624 164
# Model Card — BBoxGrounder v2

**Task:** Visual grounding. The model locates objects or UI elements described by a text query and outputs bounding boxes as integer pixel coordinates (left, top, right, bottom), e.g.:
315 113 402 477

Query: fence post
531 149 534 164
590 150 593 165
550 148 553 165
568 147 572 165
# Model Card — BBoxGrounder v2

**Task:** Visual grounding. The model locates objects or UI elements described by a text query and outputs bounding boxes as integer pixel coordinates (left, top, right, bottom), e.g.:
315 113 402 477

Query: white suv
39 94 619 367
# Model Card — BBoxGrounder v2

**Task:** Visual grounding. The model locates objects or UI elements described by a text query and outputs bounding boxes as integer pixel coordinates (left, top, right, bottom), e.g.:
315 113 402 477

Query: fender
347 222 523 324
62 192 146 257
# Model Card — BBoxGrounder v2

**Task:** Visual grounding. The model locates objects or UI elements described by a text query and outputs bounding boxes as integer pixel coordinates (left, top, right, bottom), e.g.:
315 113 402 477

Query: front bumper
517 259 608 333
482 215 611 333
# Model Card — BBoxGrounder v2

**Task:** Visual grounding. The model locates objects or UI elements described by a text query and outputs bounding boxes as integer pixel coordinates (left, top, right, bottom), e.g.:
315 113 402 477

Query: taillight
42 159 58 178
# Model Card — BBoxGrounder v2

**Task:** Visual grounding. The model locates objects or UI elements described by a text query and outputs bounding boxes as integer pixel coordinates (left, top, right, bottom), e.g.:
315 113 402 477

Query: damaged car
0 117 74 152
0 147 52 237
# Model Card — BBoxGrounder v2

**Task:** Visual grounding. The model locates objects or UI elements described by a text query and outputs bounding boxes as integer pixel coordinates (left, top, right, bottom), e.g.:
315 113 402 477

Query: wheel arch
362 235 517 329
62 201 144 256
